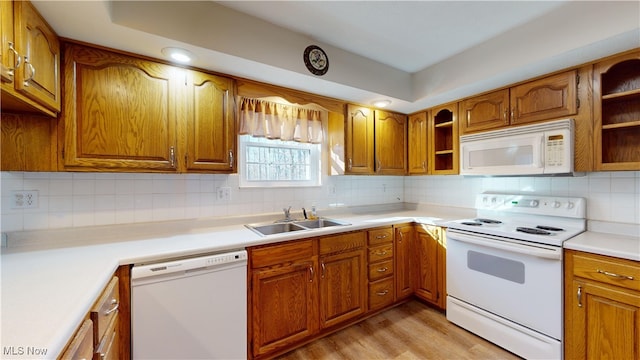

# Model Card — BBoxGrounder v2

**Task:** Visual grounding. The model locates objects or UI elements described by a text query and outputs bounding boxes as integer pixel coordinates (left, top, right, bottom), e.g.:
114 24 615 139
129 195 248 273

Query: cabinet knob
23 56 35 86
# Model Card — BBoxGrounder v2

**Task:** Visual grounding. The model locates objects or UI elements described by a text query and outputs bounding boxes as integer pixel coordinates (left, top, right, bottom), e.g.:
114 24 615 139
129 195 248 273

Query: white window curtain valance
239 98 323 144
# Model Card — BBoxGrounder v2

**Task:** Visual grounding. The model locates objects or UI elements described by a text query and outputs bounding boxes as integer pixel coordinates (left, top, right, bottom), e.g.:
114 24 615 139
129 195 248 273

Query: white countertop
564 231 640 261
0 208 456 359
3 204 637 359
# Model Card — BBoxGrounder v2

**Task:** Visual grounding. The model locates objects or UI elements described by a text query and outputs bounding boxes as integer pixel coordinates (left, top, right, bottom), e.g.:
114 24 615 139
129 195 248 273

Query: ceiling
32 1 640 113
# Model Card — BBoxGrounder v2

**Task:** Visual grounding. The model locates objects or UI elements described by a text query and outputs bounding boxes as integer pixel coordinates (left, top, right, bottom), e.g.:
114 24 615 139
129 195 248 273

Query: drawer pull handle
376 235 387 240
375 251 387 256
377 267 388 273
376 289 389 296
597 269 634 281
104 298 119 315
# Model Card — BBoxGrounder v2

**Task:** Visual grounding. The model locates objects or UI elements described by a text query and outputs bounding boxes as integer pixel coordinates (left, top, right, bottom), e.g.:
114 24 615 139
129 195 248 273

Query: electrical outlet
216 187 231 201
11 190 39 209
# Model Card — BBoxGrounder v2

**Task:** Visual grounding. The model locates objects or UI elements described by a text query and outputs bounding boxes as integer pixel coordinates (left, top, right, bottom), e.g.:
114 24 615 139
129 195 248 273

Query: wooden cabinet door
408 111 428 174
184 70 236 172
395 225 414 300
319 248 366 329
511 70 577 126
566 279 640 360
414 225 440 306
1 0 14 83
374 110 407 175
62 44 178 171
459 89 509 134
345 104 374 174
250 259 318 358
13 0 60 112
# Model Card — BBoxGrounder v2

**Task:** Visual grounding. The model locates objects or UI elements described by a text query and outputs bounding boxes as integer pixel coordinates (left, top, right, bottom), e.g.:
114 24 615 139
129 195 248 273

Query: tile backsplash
1 171 638 232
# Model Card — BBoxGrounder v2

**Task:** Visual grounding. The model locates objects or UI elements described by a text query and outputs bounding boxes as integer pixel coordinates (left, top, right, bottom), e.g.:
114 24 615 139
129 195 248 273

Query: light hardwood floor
277 300 522 360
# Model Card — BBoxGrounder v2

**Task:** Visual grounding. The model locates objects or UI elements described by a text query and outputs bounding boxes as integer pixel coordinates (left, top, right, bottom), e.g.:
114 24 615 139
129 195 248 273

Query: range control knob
530 200 539 207
566 201 575 209
553 201 561 208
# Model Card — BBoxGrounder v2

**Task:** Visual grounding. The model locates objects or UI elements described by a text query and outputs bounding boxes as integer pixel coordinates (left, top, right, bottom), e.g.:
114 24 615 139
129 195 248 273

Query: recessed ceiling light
161 47 194 63
372 99 391 108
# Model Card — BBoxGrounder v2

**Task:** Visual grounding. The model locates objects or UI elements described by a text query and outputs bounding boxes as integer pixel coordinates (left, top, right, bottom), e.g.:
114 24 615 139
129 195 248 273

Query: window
239 135 321 188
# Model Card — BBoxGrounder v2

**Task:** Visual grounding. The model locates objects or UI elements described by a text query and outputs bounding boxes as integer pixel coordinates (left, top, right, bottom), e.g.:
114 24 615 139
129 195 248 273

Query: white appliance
131 249 248 359
460 118 578 176
445 193 586 360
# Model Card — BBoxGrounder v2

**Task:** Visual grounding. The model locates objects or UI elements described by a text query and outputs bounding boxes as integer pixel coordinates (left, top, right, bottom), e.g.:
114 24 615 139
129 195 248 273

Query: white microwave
460 119 578 176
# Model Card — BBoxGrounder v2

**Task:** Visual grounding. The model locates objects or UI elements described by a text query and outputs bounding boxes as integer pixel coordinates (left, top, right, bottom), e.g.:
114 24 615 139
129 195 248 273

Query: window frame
238 135 322 188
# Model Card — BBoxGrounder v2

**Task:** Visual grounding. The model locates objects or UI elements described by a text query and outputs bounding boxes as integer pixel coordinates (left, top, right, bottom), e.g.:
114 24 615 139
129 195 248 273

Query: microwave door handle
540 135 546 167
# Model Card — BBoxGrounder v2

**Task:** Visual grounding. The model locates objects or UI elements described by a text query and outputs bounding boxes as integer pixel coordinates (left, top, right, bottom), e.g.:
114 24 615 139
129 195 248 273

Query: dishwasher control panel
132 250 248 281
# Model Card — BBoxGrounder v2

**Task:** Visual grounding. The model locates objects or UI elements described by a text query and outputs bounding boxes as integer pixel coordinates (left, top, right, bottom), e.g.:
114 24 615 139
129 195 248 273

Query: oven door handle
448 231 562 260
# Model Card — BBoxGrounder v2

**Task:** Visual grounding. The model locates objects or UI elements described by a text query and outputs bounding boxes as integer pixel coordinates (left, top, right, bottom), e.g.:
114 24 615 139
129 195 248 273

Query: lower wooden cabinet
414 224 446 309
564 250 640 360
367 227 395 311
248 232 366 359
59 266 130 360
395 224 415 300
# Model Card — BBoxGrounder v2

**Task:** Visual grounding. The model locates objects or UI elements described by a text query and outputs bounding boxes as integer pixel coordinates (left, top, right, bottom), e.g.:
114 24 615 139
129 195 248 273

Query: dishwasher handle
131 250 248 282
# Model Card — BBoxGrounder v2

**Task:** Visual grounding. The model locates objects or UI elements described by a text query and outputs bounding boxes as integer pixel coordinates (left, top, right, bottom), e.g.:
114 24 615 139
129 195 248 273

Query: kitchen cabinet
60 319 94 360
394 224 414 300
345 104 374 174
593 49 640 171
407 111 428 175
367 227 395 311
344 104 407 175
318 232 367 328
59 265 130 360
249 240 318 359
1 0 60 116
429 102 459 174
415 224 446 309
248 231 366 359
564 250 640 360
460 70 578 134
61 42 235 173
1 112 57 171
374 109 407 175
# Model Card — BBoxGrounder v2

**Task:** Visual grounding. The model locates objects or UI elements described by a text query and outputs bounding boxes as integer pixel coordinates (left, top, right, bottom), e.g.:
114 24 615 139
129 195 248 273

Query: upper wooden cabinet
429 102 459 175
345 104 407 175
1 0 60 116
593 50 640 171
460 70 578 134
61 43 236 173
345 104 375 174
184 71 236 172
407 111 429 175
374 109 407 175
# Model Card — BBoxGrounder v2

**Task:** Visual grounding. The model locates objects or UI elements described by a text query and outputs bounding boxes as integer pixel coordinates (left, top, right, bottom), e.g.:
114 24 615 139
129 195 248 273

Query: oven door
446 229 562 339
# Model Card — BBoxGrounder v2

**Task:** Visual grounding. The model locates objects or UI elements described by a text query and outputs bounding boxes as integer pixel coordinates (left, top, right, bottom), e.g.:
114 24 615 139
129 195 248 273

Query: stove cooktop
444 194 587 247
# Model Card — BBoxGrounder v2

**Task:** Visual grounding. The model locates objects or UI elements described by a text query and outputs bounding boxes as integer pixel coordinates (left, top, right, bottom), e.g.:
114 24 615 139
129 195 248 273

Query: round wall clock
303 45 329 76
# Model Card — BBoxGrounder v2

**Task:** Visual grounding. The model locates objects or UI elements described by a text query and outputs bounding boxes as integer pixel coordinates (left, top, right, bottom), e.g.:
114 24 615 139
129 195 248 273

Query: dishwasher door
131 250 248 359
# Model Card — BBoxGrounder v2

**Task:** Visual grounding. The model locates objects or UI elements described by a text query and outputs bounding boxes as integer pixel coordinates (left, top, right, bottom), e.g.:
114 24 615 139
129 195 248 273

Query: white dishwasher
131 249 248 359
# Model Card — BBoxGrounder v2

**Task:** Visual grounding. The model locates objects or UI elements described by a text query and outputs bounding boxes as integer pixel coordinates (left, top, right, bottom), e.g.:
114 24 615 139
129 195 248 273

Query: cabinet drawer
369 278 394 310
368 228 393 245
61 319 93 360
319 231 366 255
572 252 640 292
368 243 393 262
250 239 314 268
94 317 118 360
368 259 394 281
90 277 119 346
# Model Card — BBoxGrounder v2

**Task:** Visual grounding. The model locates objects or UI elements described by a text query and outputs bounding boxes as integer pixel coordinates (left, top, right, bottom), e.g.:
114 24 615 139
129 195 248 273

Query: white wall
1 171 638 233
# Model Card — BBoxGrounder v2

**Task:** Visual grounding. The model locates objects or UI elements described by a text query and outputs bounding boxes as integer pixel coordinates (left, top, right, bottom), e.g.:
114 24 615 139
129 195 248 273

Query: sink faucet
282 206 292 222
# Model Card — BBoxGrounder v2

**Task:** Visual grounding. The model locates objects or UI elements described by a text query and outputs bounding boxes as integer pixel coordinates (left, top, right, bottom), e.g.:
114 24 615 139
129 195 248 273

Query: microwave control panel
545 134 564 166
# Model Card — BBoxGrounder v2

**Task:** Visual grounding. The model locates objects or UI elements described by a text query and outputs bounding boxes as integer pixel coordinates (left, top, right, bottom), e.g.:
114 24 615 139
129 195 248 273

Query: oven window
467 250 525 284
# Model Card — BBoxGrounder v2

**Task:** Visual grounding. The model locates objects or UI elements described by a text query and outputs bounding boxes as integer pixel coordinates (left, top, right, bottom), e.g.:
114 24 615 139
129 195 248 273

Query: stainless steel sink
246 222 306 236
293 218 349 229
246 218 350 236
